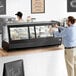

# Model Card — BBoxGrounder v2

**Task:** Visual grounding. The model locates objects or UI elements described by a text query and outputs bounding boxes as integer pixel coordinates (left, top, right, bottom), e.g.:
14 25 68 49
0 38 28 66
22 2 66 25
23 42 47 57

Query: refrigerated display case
2 21 62 51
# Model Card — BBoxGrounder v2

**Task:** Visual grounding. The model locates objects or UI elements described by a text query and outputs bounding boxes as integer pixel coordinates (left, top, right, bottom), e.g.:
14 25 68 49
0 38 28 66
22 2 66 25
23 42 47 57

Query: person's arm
58 26 65 32
53 27 66 37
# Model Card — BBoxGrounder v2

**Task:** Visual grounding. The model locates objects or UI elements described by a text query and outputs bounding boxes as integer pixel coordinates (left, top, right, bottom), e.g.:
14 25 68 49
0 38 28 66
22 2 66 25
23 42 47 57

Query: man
15 11 24 22
55 16 76 76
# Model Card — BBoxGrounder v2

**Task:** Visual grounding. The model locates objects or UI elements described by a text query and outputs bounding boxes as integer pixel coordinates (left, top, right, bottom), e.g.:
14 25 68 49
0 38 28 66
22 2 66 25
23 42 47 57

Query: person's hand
54 24 59 28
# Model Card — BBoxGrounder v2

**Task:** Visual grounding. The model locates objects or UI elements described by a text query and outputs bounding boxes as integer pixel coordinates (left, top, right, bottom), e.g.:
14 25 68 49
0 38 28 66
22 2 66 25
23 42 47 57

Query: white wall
1 0 76 21
6 0 68 21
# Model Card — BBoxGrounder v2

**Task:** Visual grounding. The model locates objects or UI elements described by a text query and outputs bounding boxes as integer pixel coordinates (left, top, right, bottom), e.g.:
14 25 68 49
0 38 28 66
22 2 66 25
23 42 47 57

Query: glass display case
35 25 53 38
29 26 35 39
2 21 62 51
9 27 29 40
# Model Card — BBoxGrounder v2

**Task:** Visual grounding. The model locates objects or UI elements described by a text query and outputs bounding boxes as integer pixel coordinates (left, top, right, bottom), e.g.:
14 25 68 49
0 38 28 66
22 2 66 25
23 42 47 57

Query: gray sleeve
53 31 62 37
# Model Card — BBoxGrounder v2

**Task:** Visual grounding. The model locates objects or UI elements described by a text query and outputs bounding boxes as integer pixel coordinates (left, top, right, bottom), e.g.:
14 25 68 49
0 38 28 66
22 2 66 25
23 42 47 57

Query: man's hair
15 11 23 18
68 16 75 24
